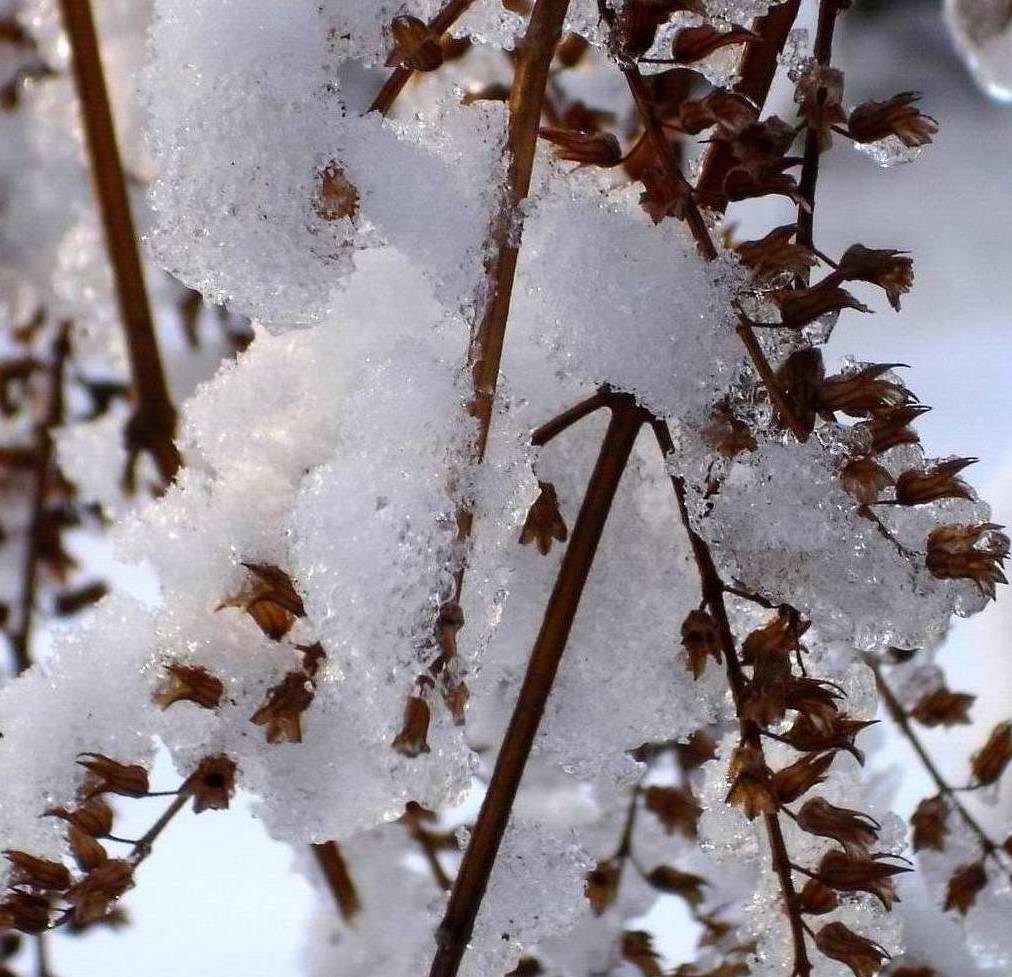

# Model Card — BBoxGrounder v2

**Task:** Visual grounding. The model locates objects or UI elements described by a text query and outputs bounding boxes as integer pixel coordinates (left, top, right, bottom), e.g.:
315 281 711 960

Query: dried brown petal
251 672 315 744
385 15 443 71
672 25 759 64
837 244 914 311
645 865 706 905
314 162 359 221
391 695 432 757
643 785 702 838
798 877 839 915
910 795 948 852
621 930 664 977
736 224 817 282
797 796 880 852
3 851 71 891
909 687 975 727
840 458 895 506
772 751 836 804
816 849 910 910
65 859 134 926
519 482 569 555
153 661 224 711
944 859 987 915
680 608 721 679
815 921 890 977
584 858 621 915
895 458 976 506
67 826 108 873
538 127 622 167
187 755 238 813
77 754 149 799
848 92 937 148
970 720 1012 786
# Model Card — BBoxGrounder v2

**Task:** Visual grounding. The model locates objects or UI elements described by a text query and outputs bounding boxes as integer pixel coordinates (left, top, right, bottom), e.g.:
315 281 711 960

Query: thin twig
312 842 362 921
129 791 190 867
530 387 610 446
429 395 645 977
735 320 809 441
57 0 180 485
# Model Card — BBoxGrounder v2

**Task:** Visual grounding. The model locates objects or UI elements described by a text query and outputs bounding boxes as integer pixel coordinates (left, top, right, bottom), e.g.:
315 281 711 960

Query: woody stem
428 395 645 977
869 661 1011 875
369 0 477 115
653 419 812 977
129 791 190 867
796 0 842 250
57 0 180 484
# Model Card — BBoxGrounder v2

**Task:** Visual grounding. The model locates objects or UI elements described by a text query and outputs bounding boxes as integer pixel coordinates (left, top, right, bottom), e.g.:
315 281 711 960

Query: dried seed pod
741 609 808 665
44 797 113 837
251 672 315 744
815 849 910 909
643 785 702 838
794 66 846 152
519 482 569 555
797 797 880 852
584 858 621 915
645 865 706 905
538 127 623 167
970 720 1012 786
0 892 51 933
680 609 721 679
815 921 890 977
820 363 911 418
909 686 975 727
314 162 359 222
848 92 937 148
187 755 238 813
391 695 432 757
77 754 149 798
944 859 987 915
728 116 797 174
679 89 757 138
895 458 976 506
67 826 108 873
65 859 134 926
840 458 894 505
3 851 71 891
220 563 305 640
772 751 835 804
926 523 1009 599
153 661 224 711
725 744 777 820
385 15 443 72
837 244 914 311
798 877 839 915
700 399 756 458
776 347 824 438
910 795 948 852
863 404 930 454
672 24 759 64
772 282 871 330
621 930 663 977
735 224 817 282
783 714 875 764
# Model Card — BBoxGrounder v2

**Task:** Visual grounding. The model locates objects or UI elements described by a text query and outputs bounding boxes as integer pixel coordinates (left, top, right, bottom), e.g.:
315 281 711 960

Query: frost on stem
0 2 1009 977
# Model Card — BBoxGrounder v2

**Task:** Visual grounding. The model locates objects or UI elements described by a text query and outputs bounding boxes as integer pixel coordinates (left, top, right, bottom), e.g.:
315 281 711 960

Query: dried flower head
538 127 622 168
910 795 949 852
77 754 149 799
519 481 569 555
645 865 706 906
3 851 71 891
251 672 315 744
385 15 443 72
895 458 976 506
153 661 224 711
837 244 914 311
221 563 305 640
680 608 722 679
186 755 238 813
970 720 1012 786
44 797 113 838
584 857 621 915
795 66 846 152
672 25 759 64
798 877 839 916
314 162 359 221
0 892 51 933
736 224 817 282
926 523 1009 598
797 797 880 852
643 784 702 838
65 859 134 926
848 92 937 148
909 686 975 727
840 457 895 505
391 694 432 757
944 859 987 915
725 744 777 820
772 751 836 804
67 826 108 873
815 921 891 977
815 849 910 909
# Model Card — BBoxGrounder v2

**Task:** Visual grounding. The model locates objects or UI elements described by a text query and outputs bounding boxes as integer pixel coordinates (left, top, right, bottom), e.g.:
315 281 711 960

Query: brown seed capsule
772 751 836 804
798 877 839 915
678 89 757 138
4 851 71 891
67 826 108 873
519 482 569 556
797 797 880 852
643 785 702 838
77 754 149 799
672 24 759 64
926 523 1009 599
251 672 315 744
725 745 777 821
895 458 976 506
65 859 134 926
863 404 930 454
153 661 224 711
815 849 910 909
538 127 623 168
909 686 975 727
840 457 894 506
970 720 1012 786
385 15 443 72
772 282 871 330
736 224 817 282
848 92 937 148
820 363 911 418
584 857 621 915
187 755 238 814
944 859 987 915
680 609 721 680
776 347 825 438
436 601 465 660
910 795 949 852
441 674 469 726
391 695 432 757
220 563 305 641
645 865 706 906
783 714 876 764
741 609 808 665
729 116 797 174
0 892 51 933
314 162 359 221
44 797 114 838
815 921 890 977
794 66 846 152
837 244 914 312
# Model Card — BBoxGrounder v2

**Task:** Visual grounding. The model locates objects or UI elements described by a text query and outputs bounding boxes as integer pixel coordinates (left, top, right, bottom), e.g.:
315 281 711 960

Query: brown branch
129 791 190 867
870 661 1012 877
530 387 610 446
429 395 646 977
9 323 70 675
695 0 803 207
312 842 362 921
57 0 180 486
796 0 842 251
369 0 478 116
652 419 813 977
